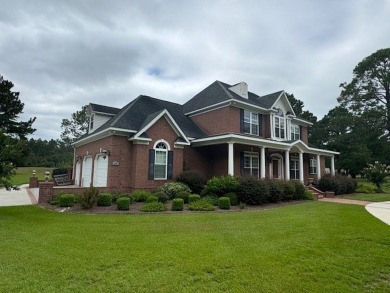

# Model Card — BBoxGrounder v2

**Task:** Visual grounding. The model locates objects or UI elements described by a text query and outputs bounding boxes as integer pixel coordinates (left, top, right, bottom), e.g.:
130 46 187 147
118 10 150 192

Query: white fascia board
128 137 152 142
191 134 338 155
230 100 268 113
185 100 231 116
72 128 136 147
291 117 313 126
92 111 116 116
134 110 190 144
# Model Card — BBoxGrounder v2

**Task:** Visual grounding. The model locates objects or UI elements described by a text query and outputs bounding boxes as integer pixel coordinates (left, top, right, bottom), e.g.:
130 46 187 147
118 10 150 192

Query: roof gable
270 91 296 116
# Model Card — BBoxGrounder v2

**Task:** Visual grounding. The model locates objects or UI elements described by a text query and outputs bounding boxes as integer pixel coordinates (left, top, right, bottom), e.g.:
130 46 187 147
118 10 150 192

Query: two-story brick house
72 80 338 190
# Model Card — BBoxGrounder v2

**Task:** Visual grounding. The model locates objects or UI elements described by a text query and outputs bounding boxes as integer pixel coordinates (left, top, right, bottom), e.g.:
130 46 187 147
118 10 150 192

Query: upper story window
244 110 259 135
291 124 300 140
274 109 285 139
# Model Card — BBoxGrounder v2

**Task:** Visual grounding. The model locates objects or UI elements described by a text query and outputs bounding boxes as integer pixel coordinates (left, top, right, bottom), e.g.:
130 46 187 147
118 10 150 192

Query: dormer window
244 110 259 135
274 109 285 139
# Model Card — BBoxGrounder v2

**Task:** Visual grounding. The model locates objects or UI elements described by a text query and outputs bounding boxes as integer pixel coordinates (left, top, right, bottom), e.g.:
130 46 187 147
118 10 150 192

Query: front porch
190 134 338 184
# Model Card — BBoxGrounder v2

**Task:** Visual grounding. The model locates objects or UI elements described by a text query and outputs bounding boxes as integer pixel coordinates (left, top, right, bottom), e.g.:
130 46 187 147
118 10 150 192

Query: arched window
154 142 168 179
148 140 173 180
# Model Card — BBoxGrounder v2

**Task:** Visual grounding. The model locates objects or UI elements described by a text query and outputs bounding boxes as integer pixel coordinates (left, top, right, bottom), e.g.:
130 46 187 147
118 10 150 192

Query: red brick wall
263 115 271 138
183 146 211 178
190 106 240 135
301 126 308 144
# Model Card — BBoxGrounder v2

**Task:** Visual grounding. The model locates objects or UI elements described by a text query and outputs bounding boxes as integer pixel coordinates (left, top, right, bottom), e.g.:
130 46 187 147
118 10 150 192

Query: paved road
0 184 37 206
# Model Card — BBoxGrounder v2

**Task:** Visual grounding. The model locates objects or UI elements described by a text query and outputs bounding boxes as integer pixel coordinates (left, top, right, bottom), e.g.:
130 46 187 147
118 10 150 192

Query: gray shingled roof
183 80 284 113
92 95 207 139
90 103 120 115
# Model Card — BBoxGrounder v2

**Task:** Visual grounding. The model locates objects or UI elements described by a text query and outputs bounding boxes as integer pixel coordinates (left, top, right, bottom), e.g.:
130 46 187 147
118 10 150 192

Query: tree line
1 48 389 188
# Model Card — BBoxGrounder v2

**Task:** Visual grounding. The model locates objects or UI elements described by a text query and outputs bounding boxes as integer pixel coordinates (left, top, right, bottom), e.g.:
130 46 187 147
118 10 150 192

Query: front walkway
0 184 37 206
319 197 390 226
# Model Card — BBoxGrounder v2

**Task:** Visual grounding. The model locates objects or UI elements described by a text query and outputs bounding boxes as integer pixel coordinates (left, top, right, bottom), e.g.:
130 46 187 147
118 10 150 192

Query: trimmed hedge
237 177 269 205
157 182 191 199
154 191 169 203
176 170 206 194
188 199 215 211
291 180 306 200
172 198 184 211
131 190 152 202
175 191 191 204
59 194 75 207
140 202 167 212
146 195 158 203
223 192 238 206
282 180 296 201
218 197 231 210
201 195 219 206
117 193 134 204
97 193 112 206
318 174 357 195
266 179 283 203
205 176 239 197
116 197 130 210
189 194 201 203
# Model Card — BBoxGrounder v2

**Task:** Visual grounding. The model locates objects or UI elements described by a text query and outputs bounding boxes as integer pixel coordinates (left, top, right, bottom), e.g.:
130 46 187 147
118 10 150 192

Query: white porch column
285 150 290 180
260 147 266 178
228 142 234 176
316 154 321 180
330 156 335 176
299 152 304 183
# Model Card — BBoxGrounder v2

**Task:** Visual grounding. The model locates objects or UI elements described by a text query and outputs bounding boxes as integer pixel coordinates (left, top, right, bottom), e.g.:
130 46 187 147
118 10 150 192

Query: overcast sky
1 0 389 140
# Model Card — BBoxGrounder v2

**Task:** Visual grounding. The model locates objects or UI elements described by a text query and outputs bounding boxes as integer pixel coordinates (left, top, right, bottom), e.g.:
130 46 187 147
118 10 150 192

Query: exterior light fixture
32 170 36 177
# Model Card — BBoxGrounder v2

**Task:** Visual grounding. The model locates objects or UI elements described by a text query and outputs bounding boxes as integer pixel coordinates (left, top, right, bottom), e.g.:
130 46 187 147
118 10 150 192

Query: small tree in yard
363 161 390 192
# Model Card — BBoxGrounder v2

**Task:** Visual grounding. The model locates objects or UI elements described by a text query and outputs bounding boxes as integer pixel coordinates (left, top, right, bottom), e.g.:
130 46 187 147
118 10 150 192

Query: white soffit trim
134 109 190 144
292 117 313 126
72 127 136 146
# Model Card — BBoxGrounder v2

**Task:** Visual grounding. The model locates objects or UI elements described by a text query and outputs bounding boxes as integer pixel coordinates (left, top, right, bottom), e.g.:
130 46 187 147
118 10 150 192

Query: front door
272 160 279 178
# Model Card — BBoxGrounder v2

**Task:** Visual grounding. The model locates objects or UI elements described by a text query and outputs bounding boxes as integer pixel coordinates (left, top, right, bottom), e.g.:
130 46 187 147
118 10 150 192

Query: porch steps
305 186 325 200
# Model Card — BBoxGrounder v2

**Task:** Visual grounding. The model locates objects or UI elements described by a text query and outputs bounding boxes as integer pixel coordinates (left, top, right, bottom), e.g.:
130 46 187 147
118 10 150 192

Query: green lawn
343 193 390 202
10 167 54 186
0 203 389 292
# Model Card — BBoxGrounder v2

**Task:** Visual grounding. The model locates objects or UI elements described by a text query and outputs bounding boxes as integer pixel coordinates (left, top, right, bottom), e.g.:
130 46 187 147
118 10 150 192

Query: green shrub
176 170 206 194
282 180 296 201
355 184 377 194
188 199 215 211
223 192 238 206
79 184 99 209
175 191 191 204
189 194 201 203
153 191 169 203
140 202 167 212
156 182 191 199
237 177 269 205
205 176 239 197
291 180 306 200
131 190 152 202
116 197 130 210
172 198 184 211
266 179 283 203
239 202 246 209
218 197 231 210
318 174 357 195
59 194 75 207
117 193 134 204
304 191 314 200
201 195 219 206
97 193 112 206
146 195 158 203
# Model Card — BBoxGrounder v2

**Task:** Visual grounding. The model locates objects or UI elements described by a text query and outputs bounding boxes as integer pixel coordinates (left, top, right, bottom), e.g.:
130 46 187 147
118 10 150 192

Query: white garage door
82 156 92 187
75 161 81 186
93 155 108 187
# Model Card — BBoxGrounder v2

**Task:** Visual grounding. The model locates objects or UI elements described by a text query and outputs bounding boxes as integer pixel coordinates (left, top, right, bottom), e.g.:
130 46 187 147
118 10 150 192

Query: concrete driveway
0 184 37 207
365 201 390 225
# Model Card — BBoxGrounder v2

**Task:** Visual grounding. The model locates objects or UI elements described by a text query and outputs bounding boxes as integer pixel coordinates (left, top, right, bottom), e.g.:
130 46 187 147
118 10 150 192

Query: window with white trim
274 109 285 139
309 158 317 174
244 110 259 135
243 153 259 177
291 124 300 140
154 142 168 179
290 159 299 179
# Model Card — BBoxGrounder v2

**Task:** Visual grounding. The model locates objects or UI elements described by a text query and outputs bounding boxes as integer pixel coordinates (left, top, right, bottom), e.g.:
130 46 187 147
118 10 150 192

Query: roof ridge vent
229 82 248 99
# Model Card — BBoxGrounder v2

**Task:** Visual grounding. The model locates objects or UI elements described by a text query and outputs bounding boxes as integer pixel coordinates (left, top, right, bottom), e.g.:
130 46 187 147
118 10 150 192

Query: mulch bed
39 200 309 215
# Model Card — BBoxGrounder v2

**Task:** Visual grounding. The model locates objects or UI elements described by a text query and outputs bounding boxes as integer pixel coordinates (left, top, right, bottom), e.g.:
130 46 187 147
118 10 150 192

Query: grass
343 193 390 202
10 167 54 186
0 203 389 292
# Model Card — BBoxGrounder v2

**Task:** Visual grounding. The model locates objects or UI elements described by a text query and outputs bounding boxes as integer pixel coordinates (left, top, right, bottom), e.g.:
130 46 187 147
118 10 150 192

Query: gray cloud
0 0 389 140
